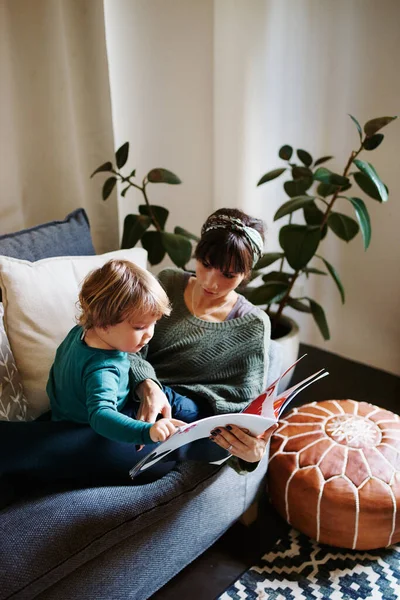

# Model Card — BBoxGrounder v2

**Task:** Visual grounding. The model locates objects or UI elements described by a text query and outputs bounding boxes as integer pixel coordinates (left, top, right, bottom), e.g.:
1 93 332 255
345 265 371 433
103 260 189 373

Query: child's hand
149 418 186 443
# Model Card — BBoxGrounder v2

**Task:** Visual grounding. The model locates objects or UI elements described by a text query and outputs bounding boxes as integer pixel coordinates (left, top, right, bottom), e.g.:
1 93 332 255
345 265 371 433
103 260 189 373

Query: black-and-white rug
217 528 400 600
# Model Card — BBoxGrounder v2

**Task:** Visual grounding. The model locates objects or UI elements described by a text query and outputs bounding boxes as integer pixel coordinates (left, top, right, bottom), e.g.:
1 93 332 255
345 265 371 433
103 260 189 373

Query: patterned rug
217 528 400 600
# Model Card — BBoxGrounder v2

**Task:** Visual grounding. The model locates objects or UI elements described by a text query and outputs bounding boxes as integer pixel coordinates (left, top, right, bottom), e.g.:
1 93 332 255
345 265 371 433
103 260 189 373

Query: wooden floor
150 343 400 600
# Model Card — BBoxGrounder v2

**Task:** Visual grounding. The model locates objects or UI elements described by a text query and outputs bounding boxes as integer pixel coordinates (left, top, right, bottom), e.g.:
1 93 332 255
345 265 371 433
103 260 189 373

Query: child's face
99 313 157 353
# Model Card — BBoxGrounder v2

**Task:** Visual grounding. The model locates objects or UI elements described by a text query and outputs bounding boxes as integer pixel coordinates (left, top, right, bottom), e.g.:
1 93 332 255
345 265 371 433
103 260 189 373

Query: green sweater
129 268 271 414
47 326 153 445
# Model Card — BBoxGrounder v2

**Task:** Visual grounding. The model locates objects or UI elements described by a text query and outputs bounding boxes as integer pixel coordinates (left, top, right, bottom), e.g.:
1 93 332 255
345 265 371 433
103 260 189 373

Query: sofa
0 209 283 600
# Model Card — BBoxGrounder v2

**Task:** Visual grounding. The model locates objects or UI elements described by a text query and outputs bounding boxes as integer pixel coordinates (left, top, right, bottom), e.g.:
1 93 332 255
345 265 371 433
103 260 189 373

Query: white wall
213 0 400 375
103 0 214 255
104 0 400 375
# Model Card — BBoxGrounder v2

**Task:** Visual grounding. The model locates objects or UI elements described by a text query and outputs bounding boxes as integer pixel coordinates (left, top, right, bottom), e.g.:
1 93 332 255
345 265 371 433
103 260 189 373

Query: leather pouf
268 399 400 550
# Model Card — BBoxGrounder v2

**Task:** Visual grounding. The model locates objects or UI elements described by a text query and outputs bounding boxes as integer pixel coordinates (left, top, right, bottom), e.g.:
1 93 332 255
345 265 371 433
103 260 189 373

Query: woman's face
195 259 246 299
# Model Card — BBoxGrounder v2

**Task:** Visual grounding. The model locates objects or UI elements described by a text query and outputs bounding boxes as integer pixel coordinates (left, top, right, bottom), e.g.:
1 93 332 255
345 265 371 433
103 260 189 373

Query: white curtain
0 0 119 253
1 0 399 373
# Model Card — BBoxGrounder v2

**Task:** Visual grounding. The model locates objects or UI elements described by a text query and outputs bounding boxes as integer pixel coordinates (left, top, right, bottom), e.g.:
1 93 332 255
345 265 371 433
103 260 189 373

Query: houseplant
249 114 397 341
91 142 199 268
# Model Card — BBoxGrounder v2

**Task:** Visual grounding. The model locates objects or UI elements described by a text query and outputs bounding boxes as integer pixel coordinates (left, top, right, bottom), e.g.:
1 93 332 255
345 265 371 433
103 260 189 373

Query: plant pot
271 314 300 393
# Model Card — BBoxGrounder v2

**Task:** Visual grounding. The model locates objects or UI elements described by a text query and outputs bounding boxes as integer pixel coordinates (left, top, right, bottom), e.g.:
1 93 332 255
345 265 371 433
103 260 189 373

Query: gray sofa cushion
0 208 95 261
0 458 269 600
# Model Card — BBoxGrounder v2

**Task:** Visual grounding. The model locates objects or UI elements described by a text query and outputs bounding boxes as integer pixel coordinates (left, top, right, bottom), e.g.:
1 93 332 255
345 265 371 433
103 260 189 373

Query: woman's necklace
191 280 232 320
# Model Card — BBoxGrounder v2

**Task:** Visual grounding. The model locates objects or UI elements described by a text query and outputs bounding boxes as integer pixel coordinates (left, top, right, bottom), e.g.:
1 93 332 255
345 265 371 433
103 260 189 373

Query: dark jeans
0 386 228 505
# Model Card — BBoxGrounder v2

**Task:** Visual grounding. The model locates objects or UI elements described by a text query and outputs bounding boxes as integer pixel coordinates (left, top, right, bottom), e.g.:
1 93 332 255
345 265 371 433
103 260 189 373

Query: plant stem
115 170 163 232
142 179 162 232
271 271 299 333
119 174 142 192
320 142 363 228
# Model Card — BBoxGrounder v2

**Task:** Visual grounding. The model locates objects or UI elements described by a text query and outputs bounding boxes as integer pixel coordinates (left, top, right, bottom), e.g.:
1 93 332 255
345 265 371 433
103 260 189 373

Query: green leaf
102 177 117 200
246 270 261 283
303 202 324 225
147 169 182 184
302 267 327 276
327 212 359 242
349 114 363 142
284 179 313 197
262 271 292 284
353 159 388 202
353 171 388 201
317 255 345 304
340 182 352 193
253 252 284 270
308 298 330 340
317 182 340 197
314 167 349 187
141 231 166 265
139 205 169 230
303 202 328 240
121 186 130 197
363 133 384 151
292 166 313 180
161 232 192 268
279 225 321 271
279 145 293 160
317 182 351 197
115 142 129 169
287 298 312 313
247 282 288 305
90 161 113 178
297 149 313 167
343 196 371 250
257 168 286 186
313 156 334 167
121 214 151 249
174 226 200 242
364 116 397 137
129 169 136 177
274 196 314 221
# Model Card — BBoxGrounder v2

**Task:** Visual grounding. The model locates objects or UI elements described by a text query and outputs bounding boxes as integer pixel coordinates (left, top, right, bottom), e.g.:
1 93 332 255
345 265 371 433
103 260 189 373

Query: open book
129 355 328 479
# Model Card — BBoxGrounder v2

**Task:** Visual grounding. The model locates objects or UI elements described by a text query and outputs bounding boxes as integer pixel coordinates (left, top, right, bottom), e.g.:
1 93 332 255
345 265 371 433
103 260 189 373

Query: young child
46 259 188 446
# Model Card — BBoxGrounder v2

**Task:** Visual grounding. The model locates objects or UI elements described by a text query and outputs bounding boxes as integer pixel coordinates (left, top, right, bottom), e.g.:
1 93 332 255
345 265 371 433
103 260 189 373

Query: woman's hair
194 208 266 275
77 259 171 330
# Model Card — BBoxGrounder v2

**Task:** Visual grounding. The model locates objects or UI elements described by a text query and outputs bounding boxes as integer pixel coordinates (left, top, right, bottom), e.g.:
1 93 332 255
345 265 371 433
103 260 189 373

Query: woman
130 207 277 469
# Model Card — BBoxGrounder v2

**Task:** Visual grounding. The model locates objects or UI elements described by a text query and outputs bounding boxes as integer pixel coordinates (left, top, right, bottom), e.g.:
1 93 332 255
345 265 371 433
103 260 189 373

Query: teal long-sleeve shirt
47 326 153 445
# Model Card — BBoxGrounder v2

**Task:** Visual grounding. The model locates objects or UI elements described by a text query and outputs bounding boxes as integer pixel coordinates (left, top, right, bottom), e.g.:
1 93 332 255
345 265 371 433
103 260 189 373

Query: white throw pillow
0 303 29 421
0 248 147 418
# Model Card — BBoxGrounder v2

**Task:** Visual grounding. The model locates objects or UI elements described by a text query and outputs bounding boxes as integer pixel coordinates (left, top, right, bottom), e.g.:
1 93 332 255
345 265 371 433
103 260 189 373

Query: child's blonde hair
77 259 171 329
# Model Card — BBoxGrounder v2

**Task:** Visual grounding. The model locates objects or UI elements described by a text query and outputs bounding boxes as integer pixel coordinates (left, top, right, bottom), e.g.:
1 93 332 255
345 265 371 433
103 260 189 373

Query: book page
129 357 328 478
129 412 274 478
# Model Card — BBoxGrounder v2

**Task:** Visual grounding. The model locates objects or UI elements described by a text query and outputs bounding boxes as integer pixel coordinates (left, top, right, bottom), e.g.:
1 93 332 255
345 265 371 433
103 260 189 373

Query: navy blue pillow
0 208 95 261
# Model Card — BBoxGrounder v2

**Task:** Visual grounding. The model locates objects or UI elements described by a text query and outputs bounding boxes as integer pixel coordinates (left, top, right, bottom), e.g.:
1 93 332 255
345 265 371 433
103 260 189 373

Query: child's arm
85 368 153 444
85 368 185 445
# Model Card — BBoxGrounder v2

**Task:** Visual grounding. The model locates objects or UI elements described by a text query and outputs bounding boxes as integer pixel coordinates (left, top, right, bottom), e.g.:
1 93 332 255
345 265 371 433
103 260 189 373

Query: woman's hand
209 423 278 463
136 379 171 423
